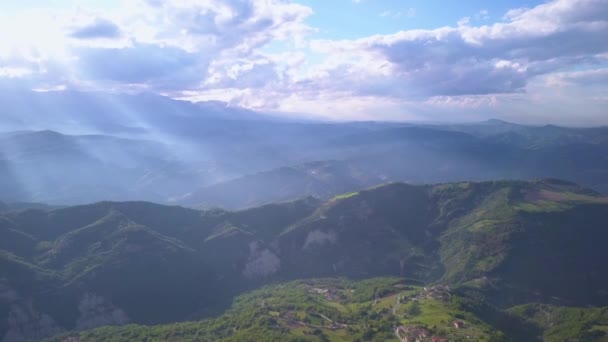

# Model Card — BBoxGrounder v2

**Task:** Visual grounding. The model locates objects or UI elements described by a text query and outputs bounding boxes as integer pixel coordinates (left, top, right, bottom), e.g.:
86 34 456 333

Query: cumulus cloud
124 0 313 53
1 0 607 124
380 8 415 19
305 0 608 99
74 44 203 88
0 0 312 92
205 57 282 89
70 18 122 39
0 67 33 78
548 68 608 86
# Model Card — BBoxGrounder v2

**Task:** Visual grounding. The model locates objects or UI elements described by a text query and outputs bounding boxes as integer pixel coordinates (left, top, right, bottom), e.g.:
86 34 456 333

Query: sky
0 0 607 125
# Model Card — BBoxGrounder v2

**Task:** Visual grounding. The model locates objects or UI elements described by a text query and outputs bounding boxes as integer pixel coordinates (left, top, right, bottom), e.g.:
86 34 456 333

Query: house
453 320 465 329
309 287 328 294
62 337 82 342
431 337 449 342
423 284 452 301
395 325 430 342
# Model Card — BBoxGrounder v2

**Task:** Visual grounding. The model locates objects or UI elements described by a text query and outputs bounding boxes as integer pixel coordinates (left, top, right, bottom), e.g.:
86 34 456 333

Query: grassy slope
508 304 608 341
48 278 502 342
420 180 608 307
279 179 608 306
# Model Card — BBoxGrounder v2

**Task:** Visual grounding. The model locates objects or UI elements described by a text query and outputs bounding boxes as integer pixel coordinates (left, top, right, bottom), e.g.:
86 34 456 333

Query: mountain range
2 107 608 208
3 90 608 341
2 179 608 341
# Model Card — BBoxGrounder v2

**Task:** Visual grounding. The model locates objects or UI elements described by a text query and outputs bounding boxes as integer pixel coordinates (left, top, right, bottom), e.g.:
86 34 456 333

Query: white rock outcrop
2 301 62 342
303 230 336 249
76 293 130 330
242 242 280 278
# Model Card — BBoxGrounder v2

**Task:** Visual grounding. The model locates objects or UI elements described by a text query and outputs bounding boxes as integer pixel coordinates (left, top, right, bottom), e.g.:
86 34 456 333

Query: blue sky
299 0 544 38
0 0 607 125
3 0 546 38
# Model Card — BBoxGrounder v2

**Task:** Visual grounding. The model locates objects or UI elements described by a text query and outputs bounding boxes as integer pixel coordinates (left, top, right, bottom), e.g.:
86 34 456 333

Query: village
393 285 467 342
304 283 469 342
394 319 466 342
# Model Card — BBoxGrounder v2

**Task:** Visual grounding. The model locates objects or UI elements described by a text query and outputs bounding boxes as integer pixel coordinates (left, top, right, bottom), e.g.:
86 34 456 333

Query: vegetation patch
331 192 359 201
508 304 608 341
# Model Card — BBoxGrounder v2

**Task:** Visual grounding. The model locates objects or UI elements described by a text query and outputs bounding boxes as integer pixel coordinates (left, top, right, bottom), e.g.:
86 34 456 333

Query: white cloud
309 0 608 97
475 9 490 21
0 0 607 124
0 0 312 92
547 68 608 86
70 18 122 39
179 0 608 124
277 0 608 123
380 7 415 19
0 67 33 78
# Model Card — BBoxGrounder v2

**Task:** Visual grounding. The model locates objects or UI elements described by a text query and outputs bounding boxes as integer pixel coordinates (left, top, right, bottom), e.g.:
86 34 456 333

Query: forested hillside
2 179 608 340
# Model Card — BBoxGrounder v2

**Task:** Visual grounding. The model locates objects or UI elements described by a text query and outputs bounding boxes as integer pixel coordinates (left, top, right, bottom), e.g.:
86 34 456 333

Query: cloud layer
0 0 607 124
70 18 122 39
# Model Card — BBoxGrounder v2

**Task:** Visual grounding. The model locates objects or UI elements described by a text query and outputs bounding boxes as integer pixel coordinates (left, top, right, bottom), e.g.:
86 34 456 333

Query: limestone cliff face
2 280 62 342
302 229 337 250
242 241 281 278
2 299 62 342
0 283 18 303
75 293 130 330
1 283 130 342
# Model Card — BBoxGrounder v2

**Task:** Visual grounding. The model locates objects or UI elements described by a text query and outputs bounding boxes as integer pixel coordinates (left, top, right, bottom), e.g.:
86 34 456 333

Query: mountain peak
482 118 515 125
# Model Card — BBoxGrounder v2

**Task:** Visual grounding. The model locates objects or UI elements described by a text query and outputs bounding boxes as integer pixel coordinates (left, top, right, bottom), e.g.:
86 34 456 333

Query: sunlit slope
279 179 608 306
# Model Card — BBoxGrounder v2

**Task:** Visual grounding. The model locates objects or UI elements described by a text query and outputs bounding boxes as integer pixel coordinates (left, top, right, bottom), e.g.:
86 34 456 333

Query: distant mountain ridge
177 126 608 209
2 89 608 207
0 130 199 204
3 97 608 207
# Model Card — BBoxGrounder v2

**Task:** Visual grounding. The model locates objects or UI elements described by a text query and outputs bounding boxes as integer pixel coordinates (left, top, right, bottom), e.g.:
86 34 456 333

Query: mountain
0 130 218 204
0 201 59 213
3 90 608 208
0 89 397 205
277 179 608 308
1 179 608 341
437 120 608 148
178 123 608 209
3 93 608 208
176 160 389 209
0 90 261 135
